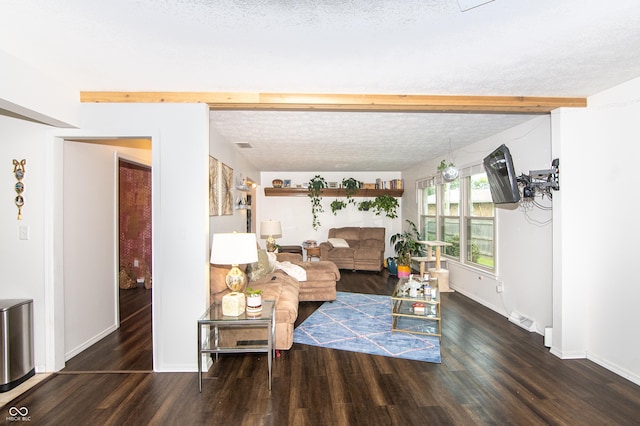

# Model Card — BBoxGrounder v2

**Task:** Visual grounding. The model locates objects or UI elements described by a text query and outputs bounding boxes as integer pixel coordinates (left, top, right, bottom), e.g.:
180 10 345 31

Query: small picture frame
283 179 292 188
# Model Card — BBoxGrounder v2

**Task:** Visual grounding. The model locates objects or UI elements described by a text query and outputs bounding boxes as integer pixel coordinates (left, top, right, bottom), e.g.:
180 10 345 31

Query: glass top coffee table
197 299 276 392
391 277 441 340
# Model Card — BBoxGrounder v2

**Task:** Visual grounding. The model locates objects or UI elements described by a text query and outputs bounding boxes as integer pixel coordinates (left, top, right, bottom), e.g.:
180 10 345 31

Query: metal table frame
197 299 276 392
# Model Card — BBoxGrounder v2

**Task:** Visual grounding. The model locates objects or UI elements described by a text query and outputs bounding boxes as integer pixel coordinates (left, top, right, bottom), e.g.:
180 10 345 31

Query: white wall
0 50 77 127
71 103 210 372
62 141 151 360
3 102 209 373
552 76 640 384
259 172 403 258
0 115 49 372
209 125 260 236
402 116 554 334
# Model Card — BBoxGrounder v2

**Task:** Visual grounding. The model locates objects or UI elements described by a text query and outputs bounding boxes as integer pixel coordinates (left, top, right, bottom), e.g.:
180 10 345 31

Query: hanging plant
357 200 374 211
341 177 363 204
307 175 327 230
439 138 460 182
330 200 347 215
372 194 399 218
437 159 454 172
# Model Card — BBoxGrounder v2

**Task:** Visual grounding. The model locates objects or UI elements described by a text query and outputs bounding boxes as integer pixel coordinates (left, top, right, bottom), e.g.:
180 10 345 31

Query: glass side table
197 299 276 392
391 277 441 340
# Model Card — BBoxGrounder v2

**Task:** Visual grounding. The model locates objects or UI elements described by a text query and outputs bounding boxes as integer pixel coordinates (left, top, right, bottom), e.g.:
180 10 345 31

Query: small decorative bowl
272 179 284 188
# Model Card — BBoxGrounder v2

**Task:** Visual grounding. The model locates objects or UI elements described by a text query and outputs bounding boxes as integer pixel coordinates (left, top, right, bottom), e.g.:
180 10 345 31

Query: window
418 167 496 271
440 180 460 259
420 181 437 241
467 173 494 268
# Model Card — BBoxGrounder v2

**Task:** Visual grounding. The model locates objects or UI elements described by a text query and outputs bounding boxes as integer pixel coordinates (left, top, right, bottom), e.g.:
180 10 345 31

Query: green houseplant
372 194 399 218
437 159 454 173
357 200 374 211
341 177 363 204
246 287 263 312
390 220 425 276
330 199 347 214
308 175 327 230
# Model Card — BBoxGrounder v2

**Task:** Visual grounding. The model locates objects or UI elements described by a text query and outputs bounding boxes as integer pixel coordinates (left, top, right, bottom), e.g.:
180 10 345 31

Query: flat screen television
483 144 521 204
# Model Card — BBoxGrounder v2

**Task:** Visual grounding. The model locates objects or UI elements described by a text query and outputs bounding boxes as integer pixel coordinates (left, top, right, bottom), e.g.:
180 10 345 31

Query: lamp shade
260 220 282 239
210 232 258 265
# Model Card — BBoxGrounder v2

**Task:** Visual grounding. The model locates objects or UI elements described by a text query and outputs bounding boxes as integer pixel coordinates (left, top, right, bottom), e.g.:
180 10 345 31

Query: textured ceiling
2 0 640 171
211 110 536 171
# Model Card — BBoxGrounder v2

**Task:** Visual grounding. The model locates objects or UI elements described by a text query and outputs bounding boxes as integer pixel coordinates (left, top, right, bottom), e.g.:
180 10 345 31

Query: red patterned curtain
119 160 152 282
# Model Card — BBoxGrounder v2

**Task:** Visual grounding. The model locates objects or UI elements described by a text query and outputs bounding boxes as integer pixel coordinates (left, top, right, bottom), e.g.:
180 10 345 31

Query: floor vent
508 311 537 332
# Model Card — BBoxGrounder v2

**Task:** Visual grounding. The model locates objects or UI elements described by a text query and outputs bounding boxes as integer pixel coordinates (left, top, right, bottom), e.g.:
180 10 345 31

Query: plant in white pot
246 287 263 313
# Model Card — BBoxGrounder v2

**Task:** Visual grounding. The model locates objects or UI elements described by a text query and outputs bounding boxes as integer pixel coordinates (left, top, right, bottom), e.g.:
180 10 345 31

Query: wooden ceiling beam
80 91 586 113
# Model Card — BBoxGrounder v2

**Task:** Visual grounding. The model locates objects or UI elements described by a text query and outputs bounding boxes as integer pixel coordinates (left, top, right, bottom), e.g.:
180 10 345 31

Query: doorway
61 138 153 372
118 158 153 321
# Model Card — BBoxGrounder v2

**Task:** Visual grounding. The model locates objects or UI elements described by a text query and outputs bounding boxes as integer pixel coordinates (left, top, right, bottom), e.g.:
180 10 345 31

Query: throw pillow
328 237 349 248
246 249 275 282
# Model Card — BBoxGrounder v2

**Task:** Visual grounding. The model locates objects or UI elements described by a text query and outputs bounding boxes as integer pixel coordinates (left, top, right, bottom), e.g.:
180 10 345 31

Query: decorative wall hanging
209 156 220 216
13 159 26 220
221 163 234 216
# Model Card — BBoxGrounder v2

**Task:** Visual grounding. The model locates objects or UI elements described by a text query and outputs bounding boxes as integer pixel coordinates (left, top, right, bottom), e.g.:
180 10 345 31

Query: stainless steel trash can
0 299 35 392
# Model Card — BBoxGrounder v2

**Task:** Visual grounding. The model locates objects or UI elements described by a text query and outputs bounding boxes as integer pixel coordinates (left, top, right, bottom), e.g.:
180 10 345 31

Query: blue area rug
294 291 441 363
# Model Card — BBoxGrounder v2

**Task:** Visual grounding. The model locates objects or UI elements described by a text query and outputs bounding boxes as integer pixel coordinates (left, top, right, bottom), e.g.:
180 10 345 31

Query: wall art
13 159 26 220
209 156 220 216
221 162 234 216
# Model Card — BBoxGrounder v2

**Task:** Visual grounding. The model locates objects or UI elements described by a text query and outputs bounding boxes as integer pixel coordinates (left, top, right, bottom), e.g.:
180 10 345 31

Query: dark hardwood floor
3 271 640 425
62 287 153 372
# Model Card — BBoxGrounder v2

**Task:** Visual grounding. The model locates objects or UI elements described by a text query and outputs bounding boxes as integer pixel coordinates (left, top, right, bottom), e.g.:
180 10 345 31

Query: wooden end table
305 246 321 262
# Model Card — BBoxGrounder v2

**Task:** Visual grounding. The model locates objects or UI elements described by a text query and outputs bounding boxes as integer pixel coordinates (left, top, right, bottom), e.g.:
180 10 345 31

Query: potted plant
357 200 374 211
307 175 327 230
389 220 425 277
438 159 459 182
341 177 363 204
330 199 347 214
372 194 399 218
246 287 263 313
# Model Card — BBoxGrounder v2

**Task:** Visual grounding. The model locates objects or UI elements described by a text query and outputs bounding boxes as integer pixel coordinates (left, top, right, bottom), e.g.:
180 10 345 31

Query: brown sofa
278 252 341 302
319 227 386 272
210 252 340 350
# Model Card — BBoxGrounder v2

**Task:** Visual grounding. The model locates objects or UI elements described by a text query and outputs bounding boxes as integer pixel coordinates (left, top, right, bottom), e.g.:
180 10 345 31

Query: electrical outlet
496 283 504 293
134 259 139 267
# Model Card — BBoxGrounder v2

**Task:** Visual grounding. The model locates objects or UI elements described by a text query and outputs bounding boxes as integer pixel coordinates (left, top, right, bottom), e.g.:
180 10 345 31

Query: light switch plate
19 225 30 240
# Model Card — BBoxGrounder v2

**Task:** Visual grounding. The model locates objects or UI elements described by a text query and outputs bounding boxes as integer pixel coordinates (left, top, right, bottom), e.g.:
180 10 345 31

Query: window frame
418 164 496 273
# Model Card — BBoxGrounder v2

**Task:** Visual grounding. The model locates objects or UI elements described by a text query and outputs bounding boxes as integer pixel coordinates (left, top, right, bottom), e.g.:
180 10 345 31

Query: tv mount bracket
517 158 559 199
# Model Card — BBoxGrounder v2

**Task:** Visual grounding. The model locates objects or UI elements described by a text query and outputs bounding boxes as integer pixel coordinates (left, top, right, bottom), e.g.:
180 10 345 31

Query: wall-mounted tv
483 144 521 204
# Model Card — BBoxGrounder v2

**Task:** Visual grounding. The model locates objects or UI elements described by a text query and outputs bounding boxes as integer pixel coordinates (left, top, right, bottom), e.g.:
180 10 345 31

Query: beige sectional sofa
319 227 386 272
210 251 340 350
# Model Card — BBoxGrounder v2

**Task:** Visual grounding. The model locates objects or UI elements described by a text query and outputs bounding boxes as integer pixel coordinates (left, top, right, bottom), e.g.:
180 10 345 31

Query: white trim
64 324 118 361
43 128 158 372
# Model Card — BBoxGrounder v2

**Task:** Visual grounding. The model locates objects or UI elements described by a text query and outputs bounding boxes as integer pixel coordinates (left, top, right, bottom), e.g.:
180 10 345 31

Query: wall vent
508 311 537 332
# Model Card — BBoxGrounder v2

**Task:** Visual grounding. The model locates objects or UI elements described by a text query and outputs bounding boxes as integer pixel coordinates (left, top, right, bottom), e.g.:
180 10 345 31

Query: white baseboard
64 324 118 361
587 352 640 387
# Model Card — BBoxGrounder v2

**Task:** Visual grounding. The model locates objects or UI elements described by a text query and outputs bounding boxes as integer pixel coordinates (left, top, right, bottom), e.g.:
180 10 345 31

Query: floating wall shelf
264 188 404 197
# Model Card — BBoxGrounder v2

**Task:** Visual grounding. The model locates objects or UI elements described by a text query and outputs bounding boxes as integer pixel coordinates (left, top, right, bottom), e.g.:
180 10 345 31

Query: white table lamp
210 232 258 315
260 220 282 252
